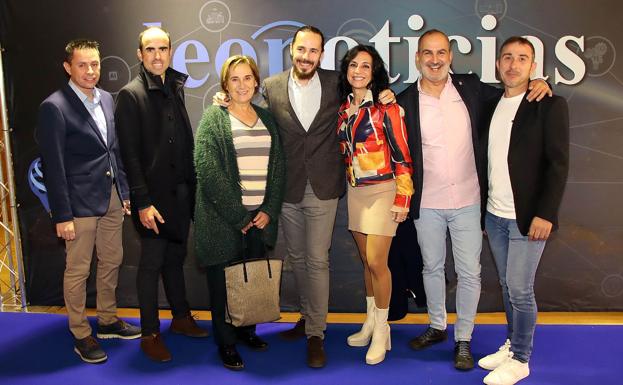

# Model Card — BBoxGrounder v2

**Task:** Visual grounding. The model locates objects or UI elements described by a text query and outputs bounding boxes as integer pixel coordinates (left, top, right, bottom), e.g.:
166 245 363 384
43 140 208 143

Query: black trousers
206 262 255 346
137 184 192 336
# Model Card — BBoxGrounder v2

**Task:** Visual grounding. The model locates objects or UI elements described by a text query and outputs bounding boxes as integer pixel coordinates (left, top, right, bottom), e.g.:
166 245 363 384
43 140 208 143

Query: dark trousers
137 184 192 335
206 262 255 346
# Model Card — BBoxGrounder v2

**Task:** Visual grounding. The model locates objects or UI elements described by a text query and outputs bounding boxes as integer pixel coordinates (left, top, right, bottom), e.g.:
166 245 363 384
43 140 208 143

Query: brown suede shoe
140 333 172 362
306 336 326 368
170 314 209 338
279 318 306 341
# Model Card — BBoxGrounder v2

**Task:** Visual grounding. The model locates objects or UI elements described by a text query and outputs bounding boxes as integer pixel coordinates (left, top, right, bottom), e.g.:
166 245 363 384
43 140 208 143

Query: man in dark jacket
479 37 569 385
36 39 140 364
115 26 207 363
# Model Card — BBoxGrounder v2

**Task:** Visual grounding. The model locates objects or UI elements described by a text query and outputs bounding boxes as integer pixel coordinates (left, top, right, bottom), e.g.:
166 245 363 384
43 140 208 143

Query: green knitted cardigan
193 104 285 267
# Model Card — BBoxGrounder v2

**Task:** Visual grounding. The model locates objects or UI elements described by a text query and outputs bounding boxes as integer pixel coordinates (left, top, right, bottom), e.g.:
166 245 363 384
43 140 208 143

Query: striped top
230 114 271 210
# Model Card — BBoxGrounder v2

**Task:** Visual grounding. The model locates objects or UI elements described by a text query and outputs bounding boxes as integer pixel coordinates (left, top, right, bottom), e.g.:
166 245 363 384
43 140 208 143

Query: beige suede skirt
347 181 398 237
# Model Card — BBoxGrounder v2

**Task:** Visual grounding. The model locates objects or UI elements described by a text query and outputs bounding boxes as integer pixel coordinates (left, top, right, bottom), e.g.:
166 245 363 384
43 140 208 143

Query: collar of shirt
340 89 374 122
346 89 374 108
68 79 108 147
289 68 320 89
68 80 101 106
416 74 460 101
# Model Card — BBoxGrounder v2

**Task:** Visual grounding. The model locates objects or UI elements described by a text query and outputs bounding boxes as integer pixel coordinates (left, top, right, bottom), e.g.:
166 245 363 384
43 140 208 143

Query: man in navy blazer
36 39 140 364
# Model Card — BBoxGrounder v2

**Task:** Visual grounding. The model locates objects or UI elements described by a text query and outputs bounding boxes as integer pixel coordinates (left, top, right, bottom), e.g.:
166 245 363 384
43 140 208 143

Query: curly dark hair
338 44 389 103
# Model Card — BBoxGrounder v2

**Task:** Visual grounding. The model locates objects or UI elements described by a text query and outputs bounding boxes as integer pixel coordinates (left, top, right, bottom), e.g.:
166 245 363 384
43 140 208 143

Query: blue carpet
0 312 621 385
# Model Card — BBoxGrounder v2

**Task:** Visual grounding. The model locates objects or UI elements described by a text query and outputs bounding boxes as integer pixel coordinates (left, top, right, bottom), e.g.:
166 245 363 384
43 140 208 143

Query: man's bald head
138 27 171 50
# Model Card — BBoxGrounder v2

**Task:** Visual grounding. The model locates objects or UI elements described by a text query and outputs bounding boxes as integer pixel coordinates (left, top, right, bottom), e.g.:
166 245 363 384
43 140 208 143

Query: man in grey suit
261 26 342 368
262 26 396 368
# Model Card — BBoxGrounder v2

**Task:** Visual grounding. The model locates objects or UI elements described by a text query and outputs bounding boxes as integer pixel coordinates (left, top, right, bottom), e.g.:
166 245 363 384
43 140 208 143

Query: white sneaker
483 355 530 385
478 339 512 370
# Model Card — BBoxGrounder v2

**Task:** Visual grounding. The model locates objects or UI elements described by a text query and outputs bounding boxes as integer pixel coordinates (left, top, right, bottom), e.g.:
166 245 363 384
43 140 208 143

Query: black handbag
224 227 282 327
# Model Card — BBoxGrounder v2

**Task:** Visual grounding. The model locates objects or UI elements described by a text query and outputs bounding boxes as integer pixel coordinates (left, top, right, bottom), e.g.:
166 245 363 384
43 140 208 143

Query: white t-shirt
487 92 525 219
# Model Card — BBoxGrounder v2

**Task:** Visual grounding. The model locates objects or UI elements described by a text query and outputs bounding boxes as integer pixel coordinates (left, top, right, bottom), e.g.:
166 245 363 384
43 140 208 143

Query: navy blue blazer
36 83 129 224
397 73 503 220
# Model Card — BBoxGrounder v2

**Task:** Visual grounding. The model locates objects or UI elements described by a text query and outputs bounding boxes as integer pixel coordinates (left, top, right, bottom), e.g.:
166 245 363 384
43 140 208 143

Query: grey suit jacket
262 68 345 203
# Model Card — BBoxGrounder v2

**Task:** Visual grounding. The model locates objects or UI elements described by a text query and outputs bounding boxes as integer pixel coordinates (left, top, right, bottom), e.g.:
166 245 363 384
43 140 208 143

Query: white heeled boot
365 306 391 365
347 297 375 347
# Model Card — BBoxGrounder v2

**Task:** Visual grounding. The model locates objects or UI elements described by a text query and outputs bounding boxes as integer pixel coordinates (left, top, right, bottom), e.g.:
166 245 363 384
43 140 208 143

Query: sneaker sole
74 347 107 364
96 332 141 340
478 361 501 371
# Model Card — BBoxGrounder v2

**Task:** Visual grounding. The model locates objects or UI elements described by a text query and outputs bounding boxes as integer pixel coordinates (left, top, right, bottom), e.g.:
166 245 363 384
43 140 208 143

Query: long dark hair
338 44 389 103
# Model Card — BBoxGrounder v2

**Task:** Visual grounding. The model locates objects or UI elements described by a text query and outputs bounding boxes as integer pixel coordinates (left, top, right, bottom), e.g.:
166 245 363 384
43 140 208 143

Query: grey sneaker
97 319 141 339
74 335 107 364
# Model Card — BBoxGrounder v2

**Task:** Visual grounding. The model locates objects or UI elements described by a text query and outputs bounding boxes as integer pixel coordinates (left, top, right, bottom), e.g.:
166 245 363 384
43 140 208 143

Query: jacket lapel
509 97 531 148
404 82 421 148
452 76 478 133
305 69 327 133
62 84 107 147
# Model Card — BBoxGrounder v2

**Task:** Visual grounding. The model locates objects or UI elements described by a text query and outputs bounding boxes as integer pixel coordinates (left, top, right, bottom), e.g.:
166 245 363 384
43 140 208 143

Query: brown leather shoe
279 318 306 341
306 336 326 368
170 314 209 338
140 333 172 362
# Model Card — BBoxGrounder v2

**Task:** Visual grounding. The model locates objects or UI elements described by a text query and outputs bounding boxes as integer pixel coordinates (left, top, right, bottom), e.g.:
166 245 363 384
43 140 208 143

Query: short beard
292 62 318 80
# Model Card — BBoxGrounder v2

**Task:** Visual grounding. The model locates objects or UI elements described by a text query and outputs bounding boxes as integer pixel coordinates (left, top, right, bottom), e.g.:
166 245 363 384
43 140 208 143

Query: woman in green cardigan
194 55 285 371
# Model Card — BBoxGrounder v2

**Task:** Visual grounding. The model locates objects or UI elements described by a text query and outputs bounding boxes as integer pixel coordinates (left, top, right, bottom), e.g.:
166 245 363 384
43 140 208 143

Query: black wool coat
115 65 196 241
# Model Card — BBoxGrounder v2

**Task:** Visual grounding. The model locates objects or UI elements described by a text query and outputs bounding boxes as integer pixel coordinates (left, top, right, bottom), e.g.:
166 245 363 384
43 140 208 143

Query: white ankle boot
347 297 375 347
365 307 391 365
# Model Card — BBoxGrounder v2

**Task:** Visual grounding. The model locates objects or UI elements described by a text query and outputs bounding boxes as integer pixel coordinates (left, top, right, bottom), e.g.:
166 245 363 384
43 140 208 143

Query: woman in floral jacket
337 44 414 365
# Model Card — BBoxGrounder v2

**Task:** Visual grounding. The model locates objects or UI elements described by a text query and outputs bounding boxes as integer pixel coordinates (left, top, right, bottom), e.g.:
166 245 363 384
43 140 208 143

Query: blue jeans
485 212 546 363
414 204 482 341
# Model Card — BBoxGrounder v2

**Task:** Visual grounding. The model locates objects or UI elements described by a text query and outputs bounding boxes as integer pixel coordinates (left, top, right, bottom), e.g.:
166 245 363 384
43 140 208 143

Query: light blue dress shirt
68 80 108 146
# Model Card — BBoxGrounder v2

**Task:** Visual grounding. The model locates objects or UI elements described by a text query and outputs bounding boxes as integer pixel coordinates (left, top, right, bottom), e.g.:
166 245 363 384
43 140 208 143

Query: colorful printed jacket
337 90 414 211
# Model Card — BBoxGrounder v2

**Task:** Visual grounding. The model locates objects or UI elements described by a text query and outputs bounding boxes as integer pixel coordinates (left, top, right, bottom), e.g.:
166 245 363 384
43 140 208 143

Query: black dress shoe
218 344 244 371
454 341 474 370
237 332 268 351
280 318 306 340
409 327 448 350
